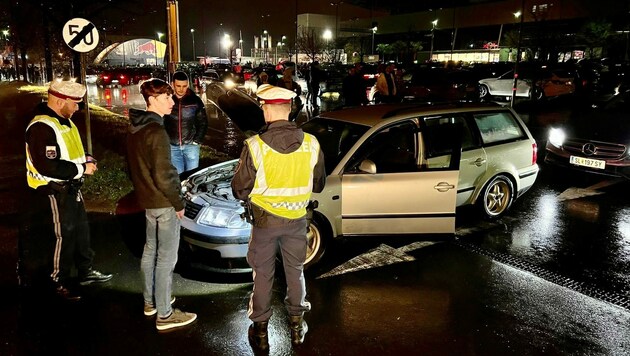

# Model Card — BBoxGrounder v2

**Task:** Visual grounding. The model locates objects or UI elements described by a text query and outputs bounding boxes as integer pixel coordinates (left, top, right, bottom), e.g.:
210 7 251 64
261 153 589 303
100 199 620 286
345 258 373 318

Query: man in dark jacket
127 78 197 331
342 64 369 107
164 71 208 174
231 84 326 351
307 61 324 107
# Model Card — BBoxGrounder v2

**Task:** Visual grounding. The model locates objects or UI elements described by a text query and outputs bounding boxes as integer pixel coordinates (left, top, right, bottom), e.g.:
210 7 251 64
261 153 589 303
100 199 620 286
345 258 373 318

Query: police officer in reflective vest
22 80 112 301
231 84 326 350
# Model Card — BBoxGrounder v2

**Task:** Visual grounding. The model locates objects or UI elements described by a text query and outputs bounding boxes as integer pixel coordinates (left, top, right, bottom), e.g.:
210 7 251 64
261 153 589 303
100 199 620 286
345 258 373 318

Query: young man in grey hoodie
126 78 196 331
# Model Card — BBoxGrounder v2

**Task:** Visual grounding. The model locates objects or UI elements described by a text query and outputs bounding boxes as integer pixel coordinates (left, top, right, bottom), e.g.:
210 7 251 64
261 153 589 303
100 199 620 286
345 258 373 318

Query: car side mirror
358 159 377 174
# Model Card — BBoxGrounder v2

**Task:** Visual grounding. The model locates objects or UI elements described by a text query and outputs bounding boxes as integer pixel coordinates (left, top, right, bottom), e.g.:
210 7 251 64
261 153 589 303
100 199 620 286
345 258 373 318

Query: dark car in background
397 68 479 103
318 64 346 99
96 69 132 87
545 89 630 180
242 66 281 95
96 67 159 87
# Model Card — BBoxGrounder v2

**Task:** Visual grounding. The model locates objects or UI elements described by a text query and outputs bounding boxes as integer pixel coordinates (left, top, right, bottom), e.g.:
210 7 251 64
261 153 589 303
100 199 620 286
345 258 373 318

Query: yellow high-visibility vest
26 115 86 189
247 133 320 219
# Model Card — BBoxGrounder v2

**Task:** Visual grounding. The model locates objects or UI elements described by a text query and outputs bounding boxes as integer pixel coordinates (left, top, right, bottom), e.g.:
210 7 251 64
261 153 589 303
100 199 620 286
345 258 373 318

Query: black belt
47 179 83 193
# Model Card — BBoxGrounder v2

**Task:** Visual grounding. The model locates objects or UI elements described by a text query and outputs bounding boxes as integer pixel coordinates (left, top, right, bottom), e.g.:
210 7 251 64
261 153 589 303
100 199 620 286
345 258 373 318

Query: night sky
119 0 383 58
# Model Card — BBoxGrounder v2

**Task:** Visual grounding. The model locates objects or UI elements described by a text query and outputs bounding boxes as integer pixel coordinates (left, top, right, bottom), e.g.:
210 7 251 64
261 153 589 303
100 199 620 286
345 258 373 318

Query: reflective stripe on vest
246 133 319 219
26 115 86 189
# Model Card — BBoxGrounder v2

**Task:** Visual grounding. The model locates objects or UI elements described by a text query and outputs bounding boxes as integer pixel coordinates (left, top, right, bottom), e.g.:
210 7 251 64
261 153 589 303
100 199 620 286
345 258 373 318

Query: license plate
570 156 606 169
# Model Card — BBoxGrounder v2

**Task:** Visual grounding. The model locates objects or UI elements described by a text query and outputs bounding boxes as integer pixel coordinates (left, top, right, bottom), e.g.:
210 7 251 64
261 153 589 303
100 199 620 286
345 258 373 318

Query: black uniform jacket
231 120 326 227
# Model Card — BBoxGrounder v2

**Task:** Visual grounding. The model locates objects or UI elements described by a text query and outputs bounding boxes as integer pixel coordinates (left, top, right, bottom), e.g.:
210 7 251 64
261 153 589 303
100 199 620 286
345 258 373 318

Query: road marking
316 217 520 279
557 178 623 202
316 241 439 279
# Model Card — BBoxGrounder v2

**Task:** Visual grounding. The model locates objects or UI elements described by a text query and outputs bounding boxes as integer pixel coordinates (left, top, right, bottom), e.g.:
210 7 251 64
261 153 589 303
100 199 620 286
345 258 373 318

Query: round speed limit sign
62 18 99 53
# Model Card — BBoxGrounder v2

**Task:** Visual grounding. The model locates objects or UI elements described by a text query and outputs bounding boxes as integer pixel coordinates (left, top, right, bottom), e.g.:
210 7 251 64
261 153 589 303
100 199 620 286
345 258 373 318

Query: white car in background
479 67 575 101
180 85 540 272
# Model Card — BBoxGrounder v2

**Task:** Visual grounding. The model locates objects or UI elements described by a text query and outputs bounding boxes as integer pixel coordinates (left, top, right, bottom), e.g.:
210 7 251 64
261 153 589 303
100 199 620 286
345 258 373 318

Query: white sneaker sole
156 313 197 330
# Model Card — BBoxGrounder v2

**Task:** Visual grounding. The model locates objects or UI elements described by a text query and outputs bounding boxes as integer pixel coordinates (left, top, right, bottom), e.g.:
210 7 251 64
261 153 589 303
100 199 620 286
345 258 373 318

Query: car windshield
301 118 370 173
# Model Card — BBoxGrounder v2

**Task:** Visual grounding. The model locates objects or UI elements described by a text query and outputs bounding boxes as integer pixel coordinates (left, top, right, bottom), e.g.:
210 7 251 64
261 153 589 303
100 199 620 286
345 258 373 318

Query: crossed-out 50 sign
62 18 99 53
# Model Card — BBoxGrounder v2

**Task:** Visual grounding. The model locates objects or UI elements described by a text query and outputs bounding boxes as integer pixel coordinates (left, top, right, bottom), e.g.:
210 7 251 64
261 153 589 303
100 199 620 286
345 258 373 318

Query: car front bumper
545 146 630 180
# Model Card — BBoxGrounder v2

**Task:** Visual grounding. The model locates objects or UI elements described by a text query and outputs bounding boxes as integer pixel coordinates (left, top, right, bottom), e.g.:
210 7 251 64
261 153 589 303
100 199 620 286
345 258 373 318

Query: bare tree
296 27 325 63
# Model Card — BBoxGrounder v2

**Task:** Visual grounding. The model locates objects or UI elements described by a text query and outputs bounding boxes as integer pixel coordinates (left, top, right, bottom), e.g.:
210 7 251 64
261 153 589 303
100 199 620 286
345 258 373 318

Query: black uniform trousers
19 184 94 286
247 218 311 322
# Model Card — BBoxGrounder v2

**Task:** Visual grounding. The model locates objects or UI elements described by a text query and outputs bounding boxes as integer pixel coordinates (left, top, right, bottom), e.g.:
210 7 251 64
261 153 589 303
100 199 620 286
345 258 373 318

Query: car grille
184 201 203 219
563 139 627 159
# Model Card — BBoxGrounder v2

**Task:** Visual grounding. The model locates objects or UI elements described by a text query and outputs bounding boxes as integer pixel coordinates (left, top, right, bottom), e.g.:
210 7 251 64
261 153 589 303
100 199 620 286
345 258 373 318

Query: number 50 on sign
62 18 99 53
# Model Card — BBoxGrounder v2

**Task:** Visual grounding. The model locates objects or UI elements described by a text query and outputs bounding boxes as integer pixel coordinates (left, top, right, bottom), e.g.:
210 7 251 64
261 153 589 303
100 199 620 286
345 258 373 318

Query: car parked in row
394 68 479 103
478 67 575 101
545 89 630 180
179 82 540 272
96 67 156 87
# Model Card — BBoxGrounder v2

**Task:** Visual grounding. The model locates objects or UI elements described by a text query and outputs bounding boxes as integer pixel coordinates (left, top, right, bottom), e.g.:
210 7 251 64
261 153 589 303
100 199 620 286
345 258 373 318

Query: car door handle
471 158 486 166
434 182 455 192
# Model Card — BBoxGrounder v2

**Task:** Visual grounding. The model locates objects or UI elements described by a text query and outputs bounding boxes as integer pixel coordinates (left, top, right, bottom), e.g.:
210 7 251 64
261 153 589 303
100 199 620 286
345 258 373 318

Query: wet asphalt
1 82 629 355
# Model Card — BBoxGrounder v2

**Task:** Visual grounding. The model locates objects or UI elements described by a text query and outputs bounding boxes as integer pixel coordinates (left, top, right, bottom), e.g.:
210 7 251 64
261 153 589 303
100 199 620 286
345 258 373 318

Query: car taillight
532 142 538 165
120 75 126 79
244 73 252 80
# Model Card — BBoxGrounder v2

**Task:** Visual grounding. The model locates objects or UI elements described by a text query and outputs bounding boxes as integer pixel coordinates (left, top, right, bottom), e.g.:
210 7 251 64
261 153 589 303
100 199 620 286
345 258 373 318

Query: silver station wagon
180 86 539 271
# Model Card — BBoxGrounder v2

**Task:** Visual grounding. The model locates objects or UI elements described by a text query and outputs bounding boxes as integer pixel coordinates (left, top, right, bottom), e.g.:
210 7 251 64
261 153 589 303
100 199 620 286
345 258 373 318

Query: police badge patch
45 146 57 159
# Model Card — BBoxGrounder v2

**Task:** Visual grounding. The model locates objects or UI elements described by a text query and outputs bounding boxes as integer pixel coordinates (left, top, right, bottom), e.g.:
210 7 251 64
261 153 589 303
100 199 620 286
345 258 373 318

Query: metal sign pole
80 53 92 153
62 17 99 153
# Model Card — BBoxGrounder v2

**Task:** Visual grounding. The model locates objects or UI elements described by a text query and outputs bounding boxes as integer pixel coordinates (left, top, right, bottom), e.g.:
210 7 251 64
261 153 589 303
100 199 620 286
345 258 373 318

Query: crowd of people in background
0 64 18 81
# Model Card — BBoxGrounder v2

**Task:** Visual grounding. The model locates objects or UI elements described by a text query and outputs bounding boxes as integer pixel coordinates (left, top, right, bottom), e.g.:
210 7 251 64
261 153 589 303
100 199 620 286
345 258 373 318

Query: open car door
340 118 461 236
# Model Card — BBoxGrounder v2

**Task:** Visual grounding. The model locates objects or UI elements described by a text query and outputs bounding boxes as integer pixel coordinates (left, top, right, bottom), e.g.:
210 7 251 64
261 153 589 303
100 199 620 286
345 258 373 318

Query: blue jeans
171 143 200 174
142 207 180 318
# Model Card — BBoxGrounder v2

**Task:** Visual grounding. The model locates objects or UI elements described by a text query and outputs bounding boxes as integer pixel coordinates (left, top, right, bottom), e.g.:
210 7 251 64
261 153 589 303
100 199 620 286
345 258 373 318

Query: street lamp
371 26 377 55
190 28 196 61
323 29 332 62
276 41 282 63
323 29 332 44
222 33 232 61
429 19 438 61
330 1 343 40
510 4 524 107
263 30 268 62
155 32 164 67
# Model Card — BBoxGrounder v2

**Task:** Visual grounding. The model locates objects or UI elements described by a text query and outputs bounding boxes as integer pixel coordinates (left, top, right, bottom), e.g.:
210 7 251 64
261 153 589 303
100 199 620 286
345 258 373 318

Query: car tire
479 84 490 100
478 174 514 219
304 213 329 269
531 86 545 101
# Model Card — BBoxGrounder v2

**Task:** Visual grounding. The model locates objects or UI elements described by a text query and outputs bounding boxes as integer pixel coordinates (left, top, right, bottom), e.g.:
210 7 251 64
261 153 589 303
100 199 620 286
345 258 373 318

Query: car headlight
197 206 248 229
548 127 566 148
224 78 236 89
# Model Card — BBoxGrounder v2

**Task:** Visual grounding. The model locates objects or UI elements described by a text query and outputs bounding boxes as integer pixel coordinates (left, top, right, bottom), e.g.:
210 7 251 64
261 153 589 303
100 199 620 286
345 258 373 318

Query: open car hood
205 82 265 134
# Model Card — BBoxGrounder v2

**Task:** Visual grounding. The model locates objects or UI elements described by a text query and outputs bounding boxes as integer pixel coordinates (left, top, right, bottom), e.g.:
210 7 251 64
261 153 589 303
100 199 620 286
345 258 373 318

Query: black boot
289 315 308 345
248 321 269 351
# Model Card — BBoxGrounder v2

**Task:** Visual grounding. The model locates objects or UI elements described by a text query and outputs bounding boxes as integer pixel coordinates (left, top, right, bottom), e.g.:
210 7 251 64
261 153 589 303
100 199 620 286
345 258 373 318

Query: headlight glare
548 128 566 148
224 78 236 89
